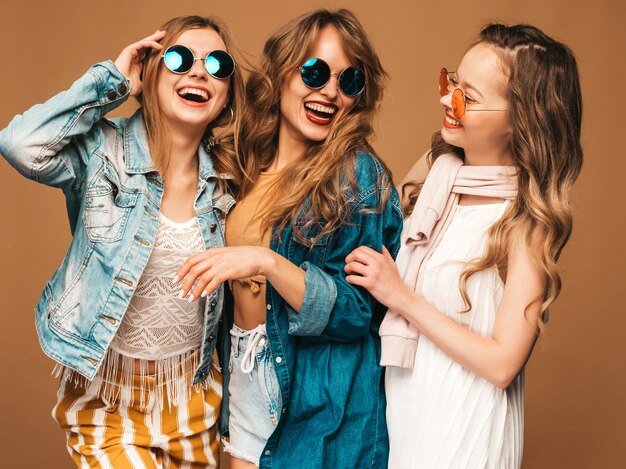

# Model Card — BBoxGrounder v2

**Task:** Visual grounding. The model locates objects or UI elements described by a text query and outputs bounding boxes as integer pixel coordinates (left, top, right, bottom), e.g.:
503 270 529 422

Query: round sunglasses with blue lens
162 45 235 79
300 58 365 97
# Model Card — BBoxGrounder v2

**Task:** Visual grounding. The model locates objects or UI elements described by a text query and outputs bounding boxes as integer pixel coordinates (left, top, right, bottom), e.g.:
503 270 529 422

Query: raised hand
113 30 166 96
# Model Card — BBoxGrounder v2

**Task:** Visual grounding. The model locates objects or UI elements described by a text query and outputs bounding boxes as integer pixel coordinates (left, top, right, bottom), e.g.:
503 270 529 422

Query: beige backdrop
1 0 624 468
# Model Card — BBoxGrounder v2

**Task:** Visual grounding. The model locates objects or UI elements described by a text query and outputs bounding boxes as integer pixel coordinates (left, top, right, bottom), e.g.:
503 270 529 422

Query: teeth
445 114 461 126
178 87 209 101
305 102 336 114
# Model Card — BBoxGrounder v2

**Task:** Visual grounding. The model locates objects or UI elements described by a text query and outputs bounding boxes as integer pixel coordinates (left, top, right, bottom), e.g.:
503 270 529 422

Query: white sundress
385 202 524 469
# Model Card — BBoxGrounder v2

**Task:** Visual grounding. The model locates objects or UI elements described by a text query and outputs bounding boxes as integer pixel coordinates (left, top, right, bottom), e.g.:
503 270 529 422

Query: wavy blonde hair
137 15 244 191
407 24 583 321
235 9 391 245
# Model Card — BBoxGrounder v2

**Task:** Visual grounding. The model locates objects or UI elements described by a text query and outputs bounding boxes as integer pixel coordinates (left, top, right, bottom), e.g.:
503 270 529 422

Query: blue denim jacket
0 61 233 382
219 152 403 468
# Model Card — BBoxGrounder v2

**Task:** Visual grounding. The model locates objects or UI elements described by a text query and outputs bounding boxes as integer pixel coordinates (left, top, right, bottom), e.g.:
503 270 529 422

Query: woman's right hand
113 30 166 96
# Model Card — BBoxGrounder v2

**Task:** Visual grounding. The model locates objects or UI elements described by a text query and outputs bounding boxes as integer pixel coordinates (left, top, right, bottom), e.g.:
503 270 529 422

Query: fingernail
177 289 185 299
173 275 179 284
201 290 208 298
188 295 195 303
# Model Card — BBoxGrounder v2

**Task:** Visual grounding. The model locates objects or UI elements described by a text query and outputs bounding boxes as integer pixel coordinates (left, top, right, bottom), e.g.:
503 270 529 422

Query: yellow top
225 172 279 317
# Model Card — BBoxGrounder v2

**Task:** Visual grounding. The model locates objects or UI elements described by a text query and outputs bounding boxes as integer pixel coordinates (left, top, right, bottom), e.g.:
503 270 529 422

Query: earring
216 105 234 128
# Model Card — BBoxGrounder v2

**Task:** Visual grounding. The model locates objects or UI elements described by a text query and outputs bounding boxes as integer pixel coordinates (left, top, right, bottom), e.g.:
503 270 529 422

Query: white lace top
109 213 205 359
56 213 211 409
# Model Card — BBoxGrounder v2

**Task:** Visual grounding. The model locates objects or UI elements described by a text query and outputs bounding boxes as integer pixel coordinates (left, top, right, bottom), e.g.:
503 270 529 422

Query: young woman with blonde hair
176 8 403 469
345 23 583 468
0 15 243 468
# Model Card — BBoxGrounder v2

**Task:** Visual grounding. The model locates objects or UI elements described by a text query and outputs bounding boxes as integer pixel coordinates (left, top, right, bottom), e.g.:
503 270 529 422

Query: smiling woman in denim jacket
0 15 244 468
175 9 403 469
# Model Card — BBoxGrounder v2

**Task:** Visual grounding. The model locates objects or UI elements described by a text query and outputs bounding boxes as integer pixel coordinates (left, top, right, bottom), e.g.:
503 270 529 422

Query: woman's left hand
345 246 413 310
174 246 274 301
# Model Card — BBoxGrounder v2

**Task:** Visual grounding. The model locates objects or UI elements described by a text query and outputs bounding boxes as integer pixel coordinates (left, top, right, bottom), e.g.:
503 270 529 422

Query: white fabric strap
232 324 267 378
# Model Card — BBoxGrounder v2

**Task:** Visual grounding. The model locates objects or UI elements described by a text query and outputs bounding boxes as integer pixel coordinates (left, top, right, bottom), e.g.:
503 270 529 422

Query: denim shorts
223 324 282 465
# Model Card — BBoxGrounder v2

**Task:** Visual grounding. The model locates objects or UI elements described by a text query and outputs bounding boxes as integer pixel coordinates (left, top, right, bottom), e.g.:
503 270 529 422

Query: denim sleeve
0 61 129 192
285 262 338 336
286 186 404 341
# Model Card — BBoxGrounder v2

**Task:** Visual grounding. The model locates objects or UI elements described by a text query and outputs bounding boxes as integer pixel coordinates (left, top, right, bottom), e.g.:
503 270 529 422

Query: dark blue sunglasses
162 44 235 79
300 58 365 97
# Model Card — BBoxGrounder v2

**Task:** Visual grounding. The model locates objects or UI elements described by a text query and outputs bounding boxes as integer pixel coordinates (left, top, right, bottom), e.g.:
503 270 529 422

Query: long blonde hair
138 15 244 190
408 24 583 320
236 9 391 245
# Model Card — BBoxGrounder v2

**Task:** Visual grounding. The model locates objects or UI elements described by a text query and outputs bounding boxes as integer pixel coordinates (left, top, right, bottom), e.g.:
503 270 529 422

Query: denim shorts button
275 356 282 364
107 90 117 100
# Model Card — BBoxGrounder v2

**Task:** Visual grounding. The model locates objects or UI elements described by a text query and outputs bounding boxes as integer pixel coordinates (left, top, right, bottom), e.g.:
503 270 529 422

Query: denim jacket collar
124 109 156 174
123 109 230 182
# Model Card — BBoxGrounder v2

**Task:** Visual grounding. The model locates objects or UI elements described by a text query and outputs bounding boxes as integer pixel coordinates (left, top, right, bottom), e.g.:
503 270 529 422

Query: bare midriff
226 171 279 330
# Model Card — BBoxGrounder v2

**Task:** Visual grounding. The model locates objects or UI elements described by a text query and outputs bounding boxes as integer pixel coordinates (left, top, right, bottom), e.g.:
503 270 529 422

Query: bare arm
345 233 545 389
175 175 403 341
175 246 306 311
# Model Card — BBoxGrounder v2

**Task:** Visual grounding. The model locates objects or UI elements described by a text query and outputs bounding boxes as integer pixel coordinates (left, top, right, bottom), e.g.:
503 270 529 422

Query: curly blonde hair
235 9 392 245
406 24 583 321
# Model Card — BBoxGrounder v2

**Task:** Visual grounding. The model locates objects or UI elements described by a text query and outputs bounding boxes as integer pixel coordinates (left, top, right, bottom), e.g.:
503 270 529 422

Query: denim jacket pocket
288 221 330 266
82 163 138 243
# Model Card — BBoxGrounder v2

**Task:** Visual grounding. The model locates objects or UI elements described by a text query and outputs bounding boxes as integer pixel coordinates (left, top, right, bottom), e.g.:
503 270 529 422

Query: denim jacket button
210 223 217 233
107 90 117 101
266 304 272 311
264 450 271 456
275 356 282 364
117 83 127 95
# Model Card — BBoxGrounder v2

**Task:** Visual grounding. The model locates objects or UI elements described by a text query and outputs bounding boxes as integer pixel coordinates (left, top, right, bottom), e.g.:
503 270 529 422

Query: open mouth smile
443 112 463 129
177 87 211 105
304 101 339 126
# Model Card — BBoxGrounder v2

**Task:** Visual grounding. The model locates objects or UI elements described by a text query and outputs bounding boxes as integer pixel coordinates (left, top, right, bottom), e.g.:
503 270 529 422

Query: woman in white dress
344 23 583 468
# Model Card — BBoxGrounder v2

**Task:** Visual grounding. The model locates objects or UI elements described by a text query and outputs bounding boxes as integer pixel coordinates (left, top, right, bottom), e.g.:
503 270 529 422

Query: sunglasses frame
299 57 366 97
439 67 507 119
162 44 236 79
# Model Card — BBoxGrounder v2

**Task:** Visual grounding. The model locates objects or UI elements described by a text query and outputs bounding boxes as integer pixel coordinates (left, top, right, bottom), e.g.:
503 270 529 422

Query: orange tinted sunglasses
439 68 507 119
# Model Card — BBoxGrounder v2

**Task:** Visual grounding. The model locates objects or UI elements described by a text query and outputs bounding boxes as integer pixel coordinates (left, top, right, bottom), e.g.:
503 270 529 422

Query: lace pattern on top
54 214 216 410
110 213 206 359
